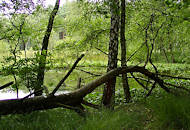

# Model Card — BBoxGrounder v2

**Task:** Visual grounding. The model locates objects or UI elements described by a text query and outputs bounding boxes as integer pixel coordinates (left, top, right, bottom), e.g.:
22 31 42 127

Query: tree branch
50 54 85 95
0 81 14 90
82 100 100 109
130 73 149 90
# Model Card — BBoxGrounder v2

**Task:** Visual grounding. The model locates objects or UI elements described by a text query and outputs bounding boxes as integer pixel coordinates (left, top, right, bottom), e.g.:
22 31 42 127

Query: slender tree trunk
35 0 60 96
120 0 131 102
102 0 120 109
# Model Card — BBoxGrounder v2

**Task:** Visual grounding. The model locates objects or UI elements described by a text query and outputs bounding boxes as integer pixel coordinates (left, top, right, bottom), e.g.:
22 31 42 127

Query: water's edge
0 90 70 100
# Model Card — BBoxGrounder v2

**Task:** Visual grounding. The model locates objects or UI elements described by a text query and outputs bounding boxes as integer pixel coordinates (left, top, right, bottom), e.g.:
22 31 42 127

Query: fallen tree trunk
0 66 189 116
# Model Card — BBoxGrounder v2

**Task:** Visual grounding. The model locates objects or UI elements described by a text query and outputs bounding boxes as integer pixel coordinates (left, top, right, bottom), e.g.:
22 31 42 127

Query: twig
164 82 190 93
22 88 44 100
145 77 150 89
95 47 108 56
95 47 121 61
130 73 149 90
146 82 156 97
158 74 190 80
50 54 85 95
126 43 144 62
76 68 102 76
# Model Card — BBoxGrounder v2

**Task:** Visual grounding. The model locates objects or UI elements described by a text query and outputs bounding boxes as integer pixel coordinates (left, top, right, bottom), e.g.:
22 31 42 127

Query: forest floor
0 94 190 130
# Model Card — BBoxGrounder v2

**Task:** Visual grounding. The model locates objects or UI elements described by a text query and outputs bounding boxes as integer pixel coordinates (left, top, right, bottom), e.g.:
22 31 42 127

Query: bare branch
22 88 44 100
50 54 85 95
76 68 102 76
95 47 108 56
95 47 121 61
82 100 100 109
0 81 14 90
164 82 190 93
130 73 149 90
146 82 156 97
158 74 190 80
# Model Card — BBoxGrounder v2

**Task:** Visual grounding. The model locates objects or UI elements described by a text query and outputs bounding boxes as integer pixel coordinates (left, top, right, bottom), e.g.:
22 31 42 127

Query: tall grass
78 109 144 130
0 93 190 129
0 108 145 130
0 109 82 130
147 95 190 130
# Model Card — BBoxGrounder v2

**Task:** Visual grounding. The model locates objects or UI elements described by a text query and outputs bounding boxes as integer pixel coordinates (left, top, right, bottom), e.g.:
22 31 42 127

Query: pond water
0 90 70 100
0 90 28 100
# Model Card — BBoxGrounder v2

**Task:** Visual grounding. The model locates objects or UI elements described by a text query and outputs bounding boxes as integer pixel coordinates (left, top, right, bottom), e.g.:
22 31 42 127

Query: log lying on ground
0 66 188 116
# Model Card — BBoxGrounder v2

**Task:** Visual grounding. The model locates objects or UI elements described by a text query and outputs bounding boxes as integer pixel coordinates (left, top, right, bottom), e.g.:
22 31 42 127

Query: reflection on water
0 90 29 100
0 90 70 100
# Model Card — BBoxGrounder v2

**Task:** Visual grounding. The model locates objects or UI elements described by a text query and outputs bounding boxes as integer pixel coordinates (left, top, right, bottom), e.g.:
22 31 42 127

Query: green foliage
1 49 54 92
2 92 190 130
125 0 190 63
147 95 190 129
53 1 110 54
0 108 145 130
1 53 38 91
0 41 9 63
79 109 144 130
0 109 82 130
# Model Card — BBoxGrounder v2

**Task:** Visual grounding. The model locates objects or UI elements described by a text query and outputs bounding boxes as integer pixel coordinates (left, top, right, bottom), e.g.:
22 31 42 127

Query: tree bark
0 66 172 116
120 0 131 102
36 0 60 96
102 0 120 109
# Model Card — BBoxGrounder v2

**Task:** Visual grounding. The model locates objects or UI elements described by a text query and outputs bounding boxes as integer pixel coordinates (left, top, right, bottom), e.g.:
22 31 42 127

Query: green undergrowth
0 93 190 130
147 95 190 130
0 108 144 130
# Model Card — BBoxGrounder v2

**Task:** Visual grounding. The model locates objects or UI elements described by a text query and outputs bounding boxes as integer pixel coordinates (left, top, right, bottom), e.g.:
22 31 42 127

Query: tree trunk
102 0 120 109
120 0 131 102
36 0 60 96
0 66 171 116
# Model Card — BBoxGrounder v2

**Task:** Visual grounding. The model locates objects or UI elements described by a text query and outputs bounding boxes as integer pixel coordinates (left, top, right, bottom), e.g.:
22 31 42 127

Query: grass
0 109 82 130
0 105 145 130
0 94 189 130
147 95 190 130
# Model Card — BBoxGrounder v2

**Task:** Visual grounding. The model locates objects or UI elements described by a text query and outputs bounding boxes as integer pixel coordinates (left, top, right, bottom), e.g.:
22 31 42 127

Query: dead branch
95 47 121 61
76 68 102 76
82 100 100 109
164 82 190 93
158 74 190 80
95 47 108 56
51 54 85 95
146 82 156 97
0 81 14 90
22 88 44 100
130 73 149 90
